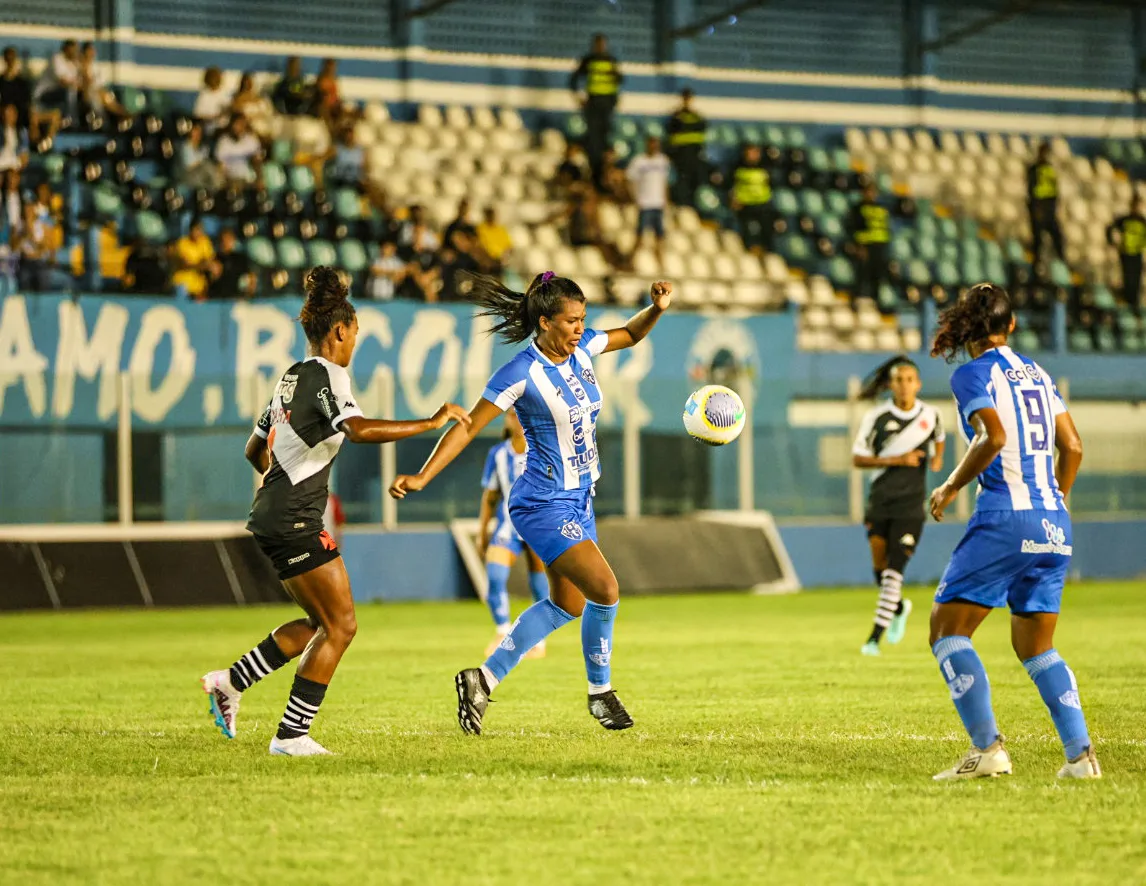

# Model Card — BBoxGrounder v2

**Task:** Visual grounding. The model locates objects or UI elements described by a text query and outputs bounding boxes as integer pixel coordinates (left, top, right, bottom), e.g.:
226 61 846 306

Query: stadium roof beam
399 0 462 20
920 0 1039 52
667 0 770 39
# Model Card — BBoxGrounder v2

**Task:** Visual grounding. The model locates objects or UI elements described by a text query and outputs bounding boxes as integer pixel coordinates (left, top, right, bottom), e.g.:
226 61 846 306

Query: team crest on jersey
581 367 597 386
560 520 584 541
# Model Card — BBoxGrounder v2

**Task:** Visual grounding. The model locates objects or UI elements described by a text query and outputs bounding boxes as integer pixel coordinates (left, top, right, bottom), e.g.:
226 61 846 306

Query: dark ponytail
299 265 356 346
931 282 1013 363
465 271 585 344
860 355 918 399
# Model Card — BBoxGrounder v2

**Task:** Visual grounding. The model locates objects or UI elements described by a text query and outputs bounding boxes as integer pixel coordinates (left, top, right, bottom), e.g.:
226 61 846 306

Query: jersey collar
887 401 922 421
530 340 572 367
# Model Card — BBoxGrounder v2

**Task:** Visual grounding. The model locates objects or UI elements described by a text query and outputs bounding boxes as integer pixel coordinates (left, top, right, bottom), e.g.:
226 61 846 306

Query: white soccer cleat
933 739 1013 781
886 599 913 645
269 734 333 756
1058 746 1102 779
201 670 241 739
860 640 880 656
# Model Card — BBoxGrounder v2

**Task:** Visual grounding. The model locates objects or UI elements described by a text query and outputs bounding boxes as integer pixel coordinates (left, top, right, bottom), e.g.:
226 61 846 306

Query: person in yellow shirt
172 218 220 300
476 206 512 273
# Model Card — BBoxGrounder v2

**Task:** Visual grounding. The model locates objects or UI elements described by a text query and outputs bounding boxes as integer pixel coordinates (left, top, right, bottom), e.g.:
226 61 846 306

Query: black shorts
253 530 341 580
865 513 925 550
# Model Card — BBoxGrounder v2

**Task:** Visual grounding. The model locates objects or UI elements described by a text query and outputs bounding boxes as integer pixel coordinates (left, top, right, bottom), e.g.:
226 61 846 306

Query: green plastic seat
276 237 307 270
1014 329 1041 352
1123 333 1143 352
246 236 276 267
642 119 665 140
1117 309 1140 333
763 125 786 149
42 153 65 182
984 261 1008 286
780 233 812 263
147 89 171 118
772 188 799 216
1096 329 1117 352
937 217 959 241
1049 260 1072 288
907 259 931 287
92 185 123 217
120 86 147 115
959 218 979 240
828 255 855 288
961 260 985 286
565 114 587 140
614 118 639 141
831 148 852 174
694 185 723 215
334 188 362 221
819 214 844 240
916 214 938 240
1005 238 1027 264
890 237 913 263
270 139 294 166
261 162 287 195
800 190 825 216
611 139 632 162
979 239 1002 264
914 236 939 264
785 126 807 148
1126 141 1146 164
740 123 763 145
876 172 893 193
877 282 899 312
826 190 849 216
1069 329 1093 352
306 239 338 267
939 241 959 263
807 148 831 173
135 210 167 244
339 238 369 273
1092 285 1117 311
288 165 315 196
936 260 960 288
1104 139 1125 164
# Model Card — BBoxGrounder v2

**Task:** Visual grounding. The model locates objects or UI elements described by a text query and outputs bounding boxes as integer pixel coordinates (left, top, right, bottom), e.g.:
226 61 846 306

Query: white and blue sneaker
886 599 913 645
269 734 333 756
1058 746 1102 779
201 670 241 739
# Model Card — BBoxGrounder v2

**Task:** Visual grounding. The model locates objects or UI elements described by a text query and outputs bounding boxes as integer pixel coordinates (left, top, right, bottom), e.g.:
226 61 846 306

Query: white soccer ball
683 385 746 446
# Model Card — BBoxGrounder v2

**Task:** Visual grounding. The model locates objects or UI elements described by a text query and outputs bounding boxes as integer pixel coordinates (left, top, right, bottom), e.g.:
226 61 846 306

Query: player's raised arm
601 280 673 353
389 397 502 499
929 407 1006 521
1053 411 1084 498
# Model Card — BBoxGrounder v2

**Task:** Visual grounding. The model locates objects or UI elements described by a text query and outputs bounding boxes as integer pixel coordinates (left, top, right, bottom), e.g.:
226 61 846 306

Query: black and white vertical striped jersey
852 400 945 518
246 356 363 539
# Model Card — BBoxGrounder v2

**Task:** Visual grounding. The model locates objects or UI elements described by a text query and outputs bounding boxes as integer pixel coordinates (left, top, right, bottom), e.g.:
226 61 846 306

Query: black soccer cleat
455 668 491 735
587 689 634 730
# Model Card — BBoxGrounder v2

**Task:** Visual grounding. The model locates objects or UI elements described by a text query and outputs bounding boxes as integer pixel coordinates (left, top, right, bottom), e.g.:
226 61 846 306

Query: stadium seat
134 210 167 245
338 239 369 275
828 256 855 289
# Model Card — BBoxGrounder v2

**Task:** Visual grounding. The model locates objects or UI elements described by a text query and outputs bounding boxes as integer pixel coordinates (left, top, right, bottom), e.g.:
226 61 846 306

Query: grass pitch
2 583 1145 885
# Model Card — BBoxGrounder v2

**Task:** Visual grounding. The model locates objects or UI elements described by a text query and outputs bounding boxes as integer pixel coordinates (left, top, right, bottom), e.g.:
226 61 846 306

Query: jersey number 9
1020 389 1049 452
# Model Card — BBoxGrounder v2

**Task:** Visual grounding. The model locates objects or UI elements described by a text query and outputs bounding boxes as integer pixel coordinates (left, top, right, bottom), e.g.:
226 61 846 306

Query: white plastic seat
665 229 691 253
845 128 867 155
367 145 395 174
468 177 496 203
719 228 744 254
830 305 856 332
686 254 713 278
613 276 645 306
711 254 737 280
663 252 687 279
808 275 836 306
507 224 532 250
674 206 702 232
497 108 524 131
890 129 913 152
444 105 470 130
460 130 487 154
598 202 624 235
363 101 390 127
406 125 434 150
901 329 922 351
577 246 609 278
693 228 720 255
804 306 830 330
764 253 789 284
852 329 877 351
633 249 659 277
498 178 524 203
933 154 956 177
731 281 769 308
378 123 406 148
540 128 566 154
784 278 808 306
708 283 732 307
352 120 377 148
418 104 443 128
876 328 901 350
1007 134 1031 157
939 130 961 153
471 106 496 130
962 132 985 155
737 253 764 281
912 129 937 153
867 129 890 153
985 132 1007 156
533 225 562 250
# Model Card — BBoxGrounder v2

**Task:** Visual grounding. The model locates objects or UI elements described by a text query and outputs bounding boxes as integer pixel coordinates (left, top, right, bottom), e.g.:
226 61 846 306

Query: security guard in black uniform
849 183 891 300
1028 142 1064 261
666 88 706 206
570 34 622 184
1108 195 1146 313
729 144 773 252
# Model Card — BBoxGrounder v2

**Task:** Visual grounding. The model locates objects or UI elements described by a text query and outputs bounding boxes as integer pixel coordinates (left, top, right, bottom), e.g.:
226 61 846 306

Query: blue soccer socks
932 635 999 750
485 562 511 629
483 598 576 685
1024 649 1092 761
528 570 549 604
582 600 618 693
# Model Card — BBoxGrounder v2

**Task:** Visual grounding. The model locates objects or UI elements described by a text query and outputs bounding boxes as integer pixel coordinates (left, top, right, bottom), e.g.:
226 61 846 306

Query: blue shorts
637 209 665 238
487 518 524 558
935 510 1072 614
509 483 597 566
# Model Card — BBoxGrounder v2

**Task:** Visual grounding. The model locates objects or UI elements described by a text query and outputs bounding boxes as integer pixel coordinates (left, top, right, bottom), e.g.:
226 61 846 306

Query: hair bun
305 266 346 303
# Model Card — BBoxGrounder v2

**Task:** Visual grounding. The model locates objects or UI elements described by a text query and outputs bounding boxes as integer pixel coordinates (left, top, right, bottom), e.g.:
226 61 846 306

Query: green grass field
3 583 1145 885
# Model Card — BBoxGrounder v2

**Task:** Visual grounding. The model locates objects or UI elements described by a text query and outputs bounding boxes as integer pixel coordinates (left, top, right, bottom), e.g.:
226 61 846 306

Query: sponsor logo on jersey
566 448 598 473
581 367 597 386
948 673 975 699
560 520 584 541
287 552 311 565
1021 518 1072 555
572 426 586 446
567 377 587 401
317 386 335 419
568 400 602 423
1004 364 1043 383
278 376 298 404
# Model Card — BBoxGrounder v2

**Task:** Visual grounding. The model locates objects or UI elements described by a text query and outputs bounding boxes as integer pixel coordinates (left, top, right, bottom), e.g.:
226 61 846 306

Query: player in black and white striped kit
200 267 470 756
852 357 945 656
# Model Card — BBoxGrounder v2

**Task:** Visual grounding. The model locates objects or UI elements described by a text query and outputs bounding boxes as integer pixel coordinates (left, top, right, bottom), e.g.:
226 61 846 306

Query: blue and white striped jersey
950 345 1067 512
482 329 607 491
481 439 528 529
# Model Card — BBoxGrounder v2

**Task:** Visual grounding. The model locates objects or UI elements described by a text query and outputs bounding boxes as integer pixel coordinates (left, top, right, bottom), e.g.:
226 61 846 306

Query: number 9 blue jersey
950 345 1066 512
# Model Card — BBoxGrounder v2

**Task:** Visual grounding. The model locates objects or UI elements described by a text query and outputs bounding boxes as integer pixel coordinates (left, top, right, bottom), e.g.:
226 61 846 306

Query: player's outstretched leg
483 561 513 656
1023 650 1101 779
582 600 631 729
201 619 315 739
931 635 1011 780
456 598 577 735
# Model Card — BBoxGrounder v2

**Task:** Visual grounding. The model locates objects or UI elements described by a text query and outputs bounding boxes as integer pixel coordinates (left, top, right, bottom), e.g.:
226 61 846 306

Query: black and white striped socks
869 568 904 642
276 675 328 740
229 634 290 691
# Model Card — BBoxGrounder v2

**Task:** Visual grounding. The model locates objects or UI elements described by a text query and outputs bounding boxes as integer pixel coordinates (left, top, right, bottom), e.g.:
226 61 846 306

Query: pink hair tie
541 271 556 283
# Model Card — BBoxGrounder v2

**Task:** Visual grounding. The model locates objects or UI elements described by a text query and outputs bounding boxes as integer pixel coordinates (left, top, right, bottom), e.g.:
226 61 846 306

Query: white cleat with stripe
933 739 1013 781
269 735 333 756
201 670 241 739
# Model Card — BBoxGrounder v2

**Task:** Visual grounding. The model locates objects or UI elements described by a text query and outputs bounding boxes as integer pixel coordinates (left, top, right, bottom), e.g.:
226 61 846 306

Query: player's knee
325 611 358 647
585 573 619 606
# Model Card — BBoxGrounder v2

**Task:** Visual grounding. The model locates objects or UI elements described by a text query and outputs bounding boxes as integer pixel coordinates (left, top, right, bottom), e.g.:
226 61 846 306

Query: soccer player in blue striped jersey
390 271 672 734
477 408 551 656
927 283 1100 780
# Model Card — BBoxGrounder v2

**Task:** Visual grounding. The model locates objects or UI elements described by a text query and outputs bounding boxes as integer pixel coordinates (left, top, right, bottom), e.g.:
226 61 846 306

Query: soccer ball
683 385 746 446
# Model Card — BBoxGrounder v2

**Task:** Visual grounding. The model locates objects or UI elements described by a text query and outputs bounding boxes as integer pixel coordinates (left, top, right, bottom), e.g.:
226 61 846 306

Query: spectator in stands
553 142 590 198
627 136 670 266
666 88 706 206
172 218 220 300
323 122 365 189
2 47 57 140
2 168 23 235
398 204 436 250
595 146 629 203
231 72 274 139
571 34 622 184
1028 142 1064 261
439 232 480 301
848 183 891 302
273 56 311 116
312 58 343 133
32 181 63 228
476 206 511 272
214 114 263 186
79 42 130 124
0 104 29 173
176 122 224 192
193 66 231 136
367 239 405 300
405 245 442 302
17 201 58 291
1108 195 1146 315
444 198 477 249
33 40 81 122
210 227 256 298
561 186 629 271
729 144 774 254
124 237 168 293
